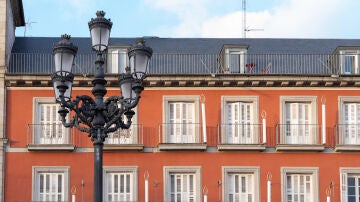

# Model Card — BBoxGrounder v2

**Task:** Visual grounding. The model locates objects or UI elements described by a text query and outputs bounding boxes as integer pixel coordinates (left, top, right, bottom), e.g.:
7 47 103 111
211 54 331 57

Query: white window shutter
168 102 195 143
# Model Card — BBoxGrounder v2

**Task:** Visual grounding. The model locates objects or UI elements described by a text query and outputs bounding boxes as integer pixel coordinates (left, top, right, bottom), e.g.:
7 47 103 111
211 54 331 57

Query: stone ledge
158 143 207 151
217 144 266 151
103 144 144 151
276 144 325 152
27 144 75 151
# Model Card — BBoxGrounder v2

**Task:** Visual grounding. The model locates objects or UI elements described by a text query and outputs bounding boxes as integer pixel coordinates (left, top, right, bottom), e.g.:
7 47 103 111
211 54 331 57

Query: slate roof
9 37 360 75
11 37 360 54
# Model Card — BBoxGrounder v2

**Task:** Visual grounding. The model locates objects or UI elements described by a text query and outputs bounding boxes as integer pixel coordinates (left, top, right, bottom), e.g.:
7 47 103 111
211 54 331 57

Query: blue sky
16 0 360 39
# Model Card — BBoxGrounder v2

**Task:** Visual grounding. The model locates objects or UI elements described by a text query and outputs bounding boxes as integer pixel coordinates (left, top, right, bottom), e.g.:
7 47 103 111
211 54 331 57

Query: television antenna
24 18 37 37
242 0 264 38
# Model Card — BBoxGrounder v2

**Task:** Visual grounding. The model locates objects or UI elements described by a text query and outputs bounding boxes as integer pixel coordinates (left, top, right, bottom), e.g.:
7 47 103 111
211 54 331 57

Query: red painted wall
5 87 360 201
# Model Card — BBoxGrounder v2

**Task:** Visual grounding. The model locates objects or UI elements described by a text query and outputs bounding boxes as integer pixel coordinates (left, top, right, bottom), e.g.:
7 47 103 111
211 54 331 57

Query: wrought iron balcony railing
158 123 203 144
104 124 143 145
335 124 360 145
7 53 356 75
27 123 74 145
217 123 263 144
276 124 321 145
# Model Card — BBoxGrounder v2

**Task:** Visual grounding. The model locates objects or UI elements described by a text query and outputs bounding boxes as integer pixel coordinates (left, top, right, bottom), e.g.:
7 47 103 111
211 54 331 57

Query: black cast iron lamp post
51 11 152 202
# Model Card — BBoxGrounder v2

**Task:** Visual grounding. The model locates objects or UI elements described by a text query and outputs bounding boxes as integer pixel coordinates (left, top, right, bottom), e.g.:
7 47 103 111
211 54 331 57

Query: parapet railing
7 53 352 75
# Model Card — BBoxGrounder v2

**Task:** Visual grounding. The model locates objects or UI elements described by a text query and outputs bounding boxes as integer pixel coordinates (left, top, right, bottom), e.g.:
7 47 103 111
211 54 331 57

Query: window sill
335 144 360 152
103 144 144 151
158 143 207 151
276 144 325 152
217 144 266 151
27 144 75 151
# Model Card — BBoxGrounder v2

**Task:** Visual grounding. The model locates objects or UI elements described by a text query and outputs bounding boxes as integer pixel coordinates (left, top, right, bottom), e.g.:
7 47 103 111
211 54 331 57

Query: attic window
106 46 130 74
339 50 360 74
219 45 248 73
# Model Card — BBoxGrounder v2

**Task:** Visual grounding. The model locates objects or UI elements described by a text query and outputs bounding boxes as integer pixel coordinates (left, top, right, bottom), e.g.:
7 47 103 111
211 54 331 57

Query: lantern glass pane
90 26 110 52
54 52 75 72
129 53 150 79
120 81 132 100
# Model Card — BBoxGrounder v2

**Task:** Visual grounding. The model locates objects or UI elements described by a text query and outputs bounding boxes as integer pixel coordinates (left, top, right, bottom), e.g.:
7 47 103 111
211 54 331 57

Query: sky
15 0 360 39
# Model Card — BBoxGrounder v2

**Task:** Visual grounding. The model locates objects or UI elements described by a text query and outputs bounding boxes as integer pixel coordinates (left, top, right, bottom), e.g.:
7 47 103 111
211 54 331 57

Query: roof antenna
242 0 246 38
242 0 264 38
24 18 37 37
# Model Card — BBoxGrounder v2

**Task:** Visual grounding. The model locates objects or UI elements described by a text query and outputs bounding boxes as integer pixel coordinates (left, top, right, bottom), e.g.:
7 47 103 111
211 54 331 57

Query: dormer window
106 46 130 74
340 50 360 74
219 45 248 73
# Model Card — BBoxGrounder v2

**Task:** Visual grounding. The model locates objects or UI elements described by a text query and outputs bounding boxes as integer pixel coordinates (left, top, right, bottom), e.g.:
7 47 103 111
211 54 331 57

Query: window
221 96 259 144
164 166 201 202
280 96 318 144
341 168 360 202
219 45 248 73
33 98 69 144
340 50 360 74
222 166 260 202
281 167 319 202
103 166 138 202
106 47 130 74
338 97 360 145
32 166 69 202
162 96 200 144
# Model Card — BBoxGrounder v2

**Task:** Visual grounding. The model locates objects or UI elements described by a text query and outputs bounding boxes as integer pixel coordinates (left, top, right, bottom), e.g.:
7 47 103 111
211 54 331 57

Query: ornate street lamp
51 11 152 202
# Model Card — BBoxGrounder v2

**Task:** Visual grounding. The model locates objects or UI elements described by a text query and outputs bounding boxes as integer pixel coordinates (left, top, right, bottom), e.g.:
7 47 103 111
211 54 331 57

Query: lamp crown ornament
53 34 78 55
88 10 113 29
128 38 153 58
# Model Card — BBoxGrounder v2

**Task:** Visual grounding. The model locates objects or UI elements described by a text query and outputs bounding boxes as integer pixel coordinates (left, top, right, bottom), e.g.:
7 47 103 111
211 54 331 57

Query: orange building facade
5 40 360 201
3 2 360 202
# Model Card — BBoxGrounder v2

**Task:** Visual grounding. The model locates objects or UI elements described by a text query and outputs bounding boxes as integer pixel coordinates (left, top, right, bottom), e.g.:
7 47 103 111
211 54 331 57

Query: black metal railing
27 123 74 145
276 124 321 145
8 53 356 75
217 123 263 144
158 123 202 144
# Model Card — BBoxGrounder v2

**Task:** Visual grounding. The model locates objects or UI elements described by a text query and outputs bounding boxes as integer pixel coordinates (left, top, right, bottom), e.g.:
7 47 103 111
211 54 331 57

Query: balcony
217 123 266 151
158 123 206 151
275 124 324 151
103 124 144 151
7 53 355 76
27 124 75 151
334 124 360 151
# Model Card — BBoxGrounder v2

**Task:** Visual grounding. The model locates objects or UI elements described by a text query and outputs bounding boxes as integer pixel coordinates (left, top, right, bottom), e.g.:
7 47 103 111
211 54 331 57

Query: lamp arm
72 95 96 128
58 94 96 134
123 94 141 111
60 113 75 128
73 114 92 134
103 103 128 131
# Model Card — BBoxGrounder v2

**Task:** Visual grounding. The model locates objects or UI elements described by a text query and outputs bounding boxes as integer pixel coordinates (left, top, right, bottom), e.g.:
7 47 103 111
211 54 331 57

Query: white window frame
340 168 360 202
222 166 260 202
340 50 360 74
162 96 200 143
103 166 138 202
225 48 247 73
221 96 259 144
106 46 130 74
105 106 139 145
163 166 201 202
32 166 70 202
33 98 70 144
281 167 319 202
338 96 360 145
280 96 318 144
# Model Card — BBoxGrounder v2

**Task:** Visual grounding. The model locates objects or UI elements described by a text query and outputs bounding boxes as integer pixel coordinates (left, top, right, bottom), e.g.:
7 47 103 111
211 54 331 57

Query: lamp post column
93 132 104 202
91 51 107 202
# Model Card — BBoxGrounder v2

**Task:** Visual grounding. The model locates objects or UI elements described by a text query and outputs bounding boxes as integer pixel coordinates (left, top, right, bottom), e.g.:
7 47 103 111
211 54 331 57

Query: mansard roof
12 37 360 54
